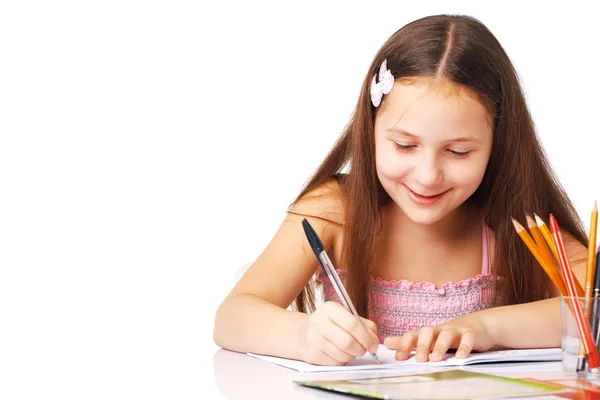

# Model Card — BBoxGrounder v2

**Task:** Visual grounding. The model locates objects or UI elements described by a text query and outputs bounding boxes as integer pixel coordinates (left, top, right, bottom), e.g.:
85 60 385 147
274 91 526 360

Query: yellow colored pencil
585 201 598 303
526 214 558 273
578 201 598 369
534 213 559 260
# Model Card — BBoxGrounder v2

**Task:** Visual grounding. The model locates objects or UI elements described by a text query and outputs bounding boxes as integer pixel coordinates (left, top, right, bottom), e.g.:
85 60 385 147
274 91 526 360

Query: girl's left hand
383 316 494 362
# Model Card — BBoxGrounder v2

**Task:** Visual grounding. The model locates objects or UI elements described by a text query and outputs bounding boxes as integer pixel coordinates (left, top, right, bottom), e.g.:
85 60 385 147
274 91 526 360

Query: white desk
212 348 572 400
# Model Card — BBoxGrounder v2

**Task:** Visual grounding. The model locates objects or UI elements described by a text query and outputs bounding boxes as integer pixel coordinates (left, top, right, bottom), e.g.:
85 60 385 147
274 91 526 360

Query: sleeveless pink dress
316 224 499 342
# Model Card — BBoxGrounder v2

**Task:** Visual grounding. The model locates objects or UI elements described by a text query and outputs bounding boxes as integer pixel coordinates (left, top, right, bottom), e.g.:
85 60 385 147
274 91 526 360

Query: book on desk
248 344 562 373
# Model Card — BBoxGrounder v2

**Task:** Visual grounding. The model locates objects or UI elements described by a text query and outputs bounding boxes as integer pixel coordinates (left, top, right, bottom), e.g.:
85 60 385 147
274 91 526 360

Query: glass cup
560 295 600 377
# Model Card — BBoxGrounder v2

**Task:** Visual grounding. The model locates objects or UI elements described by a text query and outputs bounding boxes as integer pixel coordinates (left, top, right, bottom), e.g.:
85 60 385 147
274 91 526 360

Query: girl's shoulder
287 178 346 227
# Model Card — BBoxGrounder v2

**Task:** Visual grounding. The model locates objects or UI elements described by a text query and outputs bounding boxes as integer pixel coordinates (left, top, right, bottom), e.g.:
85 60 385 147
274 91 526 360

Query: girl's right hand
298 301 380 366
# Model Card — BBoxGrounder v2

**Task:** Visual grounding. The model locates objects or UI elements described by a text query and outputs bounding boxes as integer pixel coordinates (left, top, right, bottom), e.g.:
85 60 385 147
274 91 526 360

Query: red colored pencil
550 214 600 370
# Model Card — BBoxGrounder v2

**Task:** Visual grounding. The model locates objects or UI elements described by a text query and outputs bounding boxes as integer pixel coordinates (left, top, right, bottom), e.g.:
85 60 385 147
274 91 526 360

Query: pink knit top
316 224 499 342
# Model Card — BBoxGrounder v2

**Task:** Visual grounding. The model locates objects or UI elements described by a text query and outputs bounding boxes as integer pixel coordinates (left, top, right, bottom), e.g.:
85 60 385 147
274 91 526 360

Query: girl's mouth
406 186 449 205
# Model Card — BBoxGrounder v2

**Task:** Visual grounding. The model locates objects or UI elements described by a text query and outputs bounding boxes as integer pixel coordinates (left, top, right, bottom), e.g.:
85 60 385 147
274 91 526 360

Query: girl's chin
403 213 444 226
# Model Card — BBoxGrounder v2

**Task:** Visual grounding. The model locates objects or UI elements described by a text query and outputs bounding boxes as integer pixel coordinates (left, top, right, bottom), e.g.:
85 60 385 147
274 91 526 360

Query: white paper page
462 361 562 374
247 345 562 373
449 348 562 366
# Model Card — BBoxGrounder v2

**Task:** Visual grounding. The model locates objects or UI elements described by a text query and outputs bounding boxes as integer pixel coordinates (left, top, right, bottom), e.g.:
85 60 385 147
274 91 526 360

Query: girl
213 14 588 366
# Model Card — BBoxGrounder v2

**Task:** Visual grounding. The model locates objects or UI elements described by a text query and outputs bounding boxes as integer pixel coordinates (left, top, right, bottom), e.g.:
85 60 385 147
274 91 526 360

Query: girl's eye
448 150 471 158
394 143 415 151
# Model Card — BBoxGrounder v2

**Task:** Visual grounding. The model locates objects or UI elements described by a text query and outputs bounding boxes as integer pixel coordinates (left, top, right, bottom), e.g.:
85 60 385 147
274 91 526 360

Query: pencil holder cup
560 295 600 377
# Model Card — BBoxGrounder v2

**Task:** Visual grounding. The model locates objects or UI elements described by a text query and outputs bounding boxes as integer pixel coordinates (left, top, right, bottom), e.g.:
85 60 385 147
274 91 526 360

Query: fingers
429 328 458 362
323 318 370 357
414 326 436 362
384 325 478 363
385 328 439 362
455 329 476 358
303 313 357 365
326 302 379 355
319 336 358 364
384 331 418 361
429 328 475 360
304 302 381 366
304 348 348 366
359 316 379 340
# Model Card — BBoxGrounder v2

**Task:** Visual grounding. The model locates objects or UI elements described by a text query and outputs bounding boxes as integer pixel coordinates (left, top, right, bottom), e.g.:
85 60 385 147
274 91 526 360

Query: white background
0 1 598 399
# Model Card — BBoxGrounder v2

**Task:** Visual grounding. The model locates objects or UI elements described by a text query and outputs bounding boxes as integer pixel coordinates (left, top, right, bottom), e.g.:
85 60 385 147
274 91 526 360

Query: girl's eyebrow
385 127 481 143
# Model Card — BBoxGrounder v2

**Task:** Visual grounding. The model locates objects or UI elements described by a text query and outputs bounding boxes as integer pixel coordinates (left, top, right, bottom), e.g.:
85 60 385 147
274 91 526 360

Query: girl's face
374 79 493 226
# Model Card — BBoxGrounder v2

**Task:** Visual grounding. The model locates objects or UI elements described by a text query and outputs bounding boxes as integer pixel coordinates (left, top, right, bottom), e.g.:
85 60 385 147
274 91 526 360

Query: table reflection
212 348 317 399
212 348 452 399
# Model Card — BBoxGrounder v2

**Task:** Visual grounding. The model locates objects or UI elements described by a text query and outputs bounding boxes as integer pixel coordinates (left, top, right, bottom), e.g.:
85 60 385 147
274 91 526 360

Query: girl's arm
385 297 562 362
475 228 589 351
213 212 327 359
213 183 379 365
386 229 589 362
462 297 562 351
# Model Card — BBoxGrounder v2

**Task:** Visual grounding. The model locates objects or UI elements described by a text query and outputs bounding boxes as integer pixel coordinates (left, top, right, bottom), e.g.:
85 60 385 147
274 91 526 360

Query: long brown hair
291 14 586 315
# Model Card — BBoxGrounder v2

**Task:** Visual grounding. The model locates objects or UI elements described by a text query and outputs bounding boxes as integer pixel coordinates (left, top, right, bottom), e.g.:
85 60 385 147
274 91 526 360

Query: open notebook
247 344 562 373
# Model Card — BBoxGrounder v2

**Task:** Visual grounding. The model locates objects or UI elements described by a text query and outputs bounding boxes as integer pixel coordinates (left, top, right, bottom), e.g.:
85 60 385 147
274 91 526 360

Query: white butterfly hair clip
370 59 395 107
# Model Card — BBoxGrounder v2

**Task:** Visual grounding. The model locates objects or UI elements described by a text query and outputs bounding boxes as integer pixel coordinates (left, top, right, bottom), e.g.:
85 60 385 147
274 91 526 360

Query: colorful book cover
294 369 569 399
522 377 600 399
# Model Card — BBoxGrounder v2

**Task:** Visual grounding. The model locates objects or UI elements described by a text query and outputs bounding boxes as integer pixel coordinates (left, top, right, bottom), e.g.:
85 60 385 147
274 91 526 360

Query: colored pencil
585 203 599 358
584 202 598 308
535 213 585 297
526 214 561 282
550 214 599 371
534 213 559 259
512 218 567 296
575 202 598 374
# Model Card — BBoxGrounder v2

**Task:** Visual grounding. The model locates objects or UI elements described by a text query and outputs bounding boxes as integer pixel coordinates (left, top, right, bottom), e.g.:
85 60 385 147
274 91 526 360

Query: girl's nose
415 155 443 187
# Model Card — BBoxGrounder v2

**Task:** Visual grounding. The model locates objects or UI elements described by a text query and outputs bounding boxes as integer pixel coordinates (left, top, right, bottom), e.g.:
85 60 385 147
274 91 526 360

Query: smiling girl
213 14 588 366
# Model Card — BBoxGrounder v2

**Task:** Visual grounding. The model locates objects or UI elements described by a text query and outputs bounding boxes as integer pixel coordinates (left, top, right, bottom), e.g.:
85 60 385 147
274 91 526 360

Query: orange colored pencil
526 214 560 276
512 218 567 296
550 214 599 370
535 213 585 297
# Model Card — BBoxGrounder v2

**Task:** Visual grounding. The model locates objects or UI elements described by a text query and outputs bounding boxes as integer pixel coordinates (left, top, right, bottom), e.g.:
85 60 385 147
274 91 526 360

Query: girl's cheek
377 156 410 181
448 162 486 187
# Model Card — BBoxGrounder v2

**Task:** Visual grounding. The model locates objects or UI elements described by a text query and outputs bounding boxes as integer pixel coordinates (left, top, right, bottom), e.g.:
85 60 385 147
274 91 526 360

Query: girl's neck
382 202 481 244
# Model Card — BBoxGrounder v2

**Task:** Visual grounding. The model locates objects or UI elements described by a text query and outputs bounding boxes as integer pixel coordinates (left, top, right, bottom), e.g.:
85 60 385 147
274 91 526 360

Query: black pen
302 218 380 364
